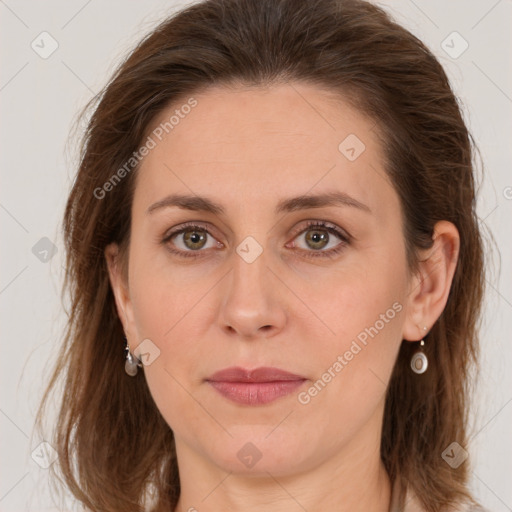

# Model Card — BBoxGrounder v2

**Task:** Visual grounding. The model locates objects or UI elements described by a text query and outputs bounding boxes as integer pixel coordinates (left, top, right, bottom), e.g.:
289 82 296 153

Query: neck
173 410 392 512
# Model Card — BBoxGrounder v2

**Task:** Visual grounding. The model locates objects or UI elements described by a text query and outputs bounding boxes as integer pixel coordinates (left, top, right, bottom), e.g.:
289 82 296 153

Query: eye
161 220 350 259
162 222 222 258
288 220 350 259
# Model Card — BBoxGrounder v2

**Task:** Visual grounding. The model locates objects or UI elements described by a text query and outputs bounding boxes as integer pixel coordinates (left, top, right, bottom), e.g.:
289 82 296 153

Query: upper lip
206 366 306 383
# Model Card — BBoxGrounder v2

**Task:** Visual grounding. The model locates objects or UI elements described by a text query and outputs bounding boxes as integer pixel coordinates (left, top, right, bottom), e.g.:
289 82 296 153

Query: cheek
129 248 201 339
130 272 206 431
314 286 404 394
295 291 404 449
315 256 405 341
304 246 407 399
128 255 213 384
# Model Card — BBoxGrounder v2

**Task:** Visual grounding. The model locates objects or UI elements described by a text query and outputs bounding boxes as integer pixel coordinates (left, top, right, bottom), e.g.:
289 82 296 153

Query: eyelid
162 221 219 241
288 220 351 242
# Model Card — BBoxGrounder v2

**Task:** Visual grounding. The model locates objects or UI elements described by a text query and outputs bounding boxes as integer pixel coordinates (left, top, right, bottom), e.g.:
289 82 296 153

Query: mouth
205 366 307 406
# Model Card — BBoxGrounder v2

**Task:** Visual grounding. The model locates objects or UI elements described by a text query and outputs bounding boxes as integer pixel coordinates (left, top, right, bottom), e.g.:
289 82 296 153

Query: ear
402 220 460 342
105 242 137 341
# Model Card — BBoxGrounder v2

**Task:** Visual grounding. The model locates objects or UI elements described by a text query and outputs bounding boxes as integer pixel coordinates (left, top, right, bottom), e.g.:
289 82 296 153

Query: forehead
133 83 395 220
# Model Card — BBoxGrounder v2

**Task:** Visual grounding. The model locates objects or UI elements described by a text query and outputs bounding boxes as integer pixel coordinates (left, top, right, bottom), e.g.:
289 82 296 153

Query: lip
207 366 306 383
206 366 307 405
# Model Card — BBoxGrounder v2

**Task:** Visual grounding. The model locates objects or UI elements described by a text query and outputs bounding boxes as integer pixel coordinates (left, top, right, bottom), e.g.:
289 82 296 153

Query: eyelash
161 220 350 260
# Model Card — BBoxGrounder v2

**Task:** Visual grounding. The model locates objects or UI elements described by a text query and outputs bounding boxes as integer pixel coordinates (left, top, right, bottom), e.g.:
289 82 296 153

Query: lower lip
207 380 306 405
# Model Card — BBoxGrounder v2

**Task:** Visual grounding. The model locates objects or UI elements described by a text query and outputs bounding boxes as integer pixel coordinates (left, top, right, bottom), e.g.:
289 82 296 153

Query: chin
204 428 315 477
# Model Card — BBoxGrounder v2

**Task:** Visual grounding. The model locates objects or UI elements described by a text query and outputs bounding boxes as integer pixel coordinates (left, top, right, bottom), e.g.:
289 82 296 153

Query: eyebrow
146 191 371 216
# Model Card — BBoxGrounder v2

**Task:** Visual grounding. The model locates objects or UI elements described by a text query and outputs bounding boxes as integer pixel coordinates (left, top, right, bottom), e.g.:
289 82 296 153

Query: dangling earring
124 337 142 376
410 326 428 374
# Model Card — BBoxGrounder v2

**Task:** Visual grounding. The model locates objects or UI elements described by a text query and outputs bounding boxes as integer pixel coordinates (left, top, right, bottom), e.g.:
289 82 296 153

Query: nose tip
217 245 288 340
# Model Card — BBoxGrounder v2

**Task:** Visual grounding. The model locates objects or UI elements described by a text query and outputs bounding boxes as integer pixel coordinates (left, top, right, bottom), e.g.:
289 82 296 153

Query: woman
35 0 491 510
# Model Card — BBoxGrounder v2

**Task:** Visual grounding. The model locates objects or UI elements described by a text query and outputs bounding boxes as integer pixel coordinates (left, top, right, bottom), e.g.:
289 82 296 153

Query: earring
124 337 142 376
410 326 428 374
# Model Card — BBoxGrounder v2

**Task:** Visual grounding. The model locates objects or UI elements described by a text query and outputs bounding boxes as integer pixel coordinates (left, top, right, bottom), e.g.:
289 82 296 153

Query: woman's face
109 83 420 476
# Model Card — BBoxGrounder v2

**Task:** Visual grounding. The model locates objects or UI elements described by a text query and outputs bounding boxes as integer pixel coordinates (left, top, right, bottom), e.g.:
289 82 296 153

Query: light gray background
1 1 511 510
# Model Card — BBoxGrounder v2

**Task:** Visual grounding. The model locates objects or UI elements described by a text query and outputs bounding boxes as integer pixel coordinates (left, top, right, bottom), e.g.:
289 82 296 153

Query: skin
105 82 460 512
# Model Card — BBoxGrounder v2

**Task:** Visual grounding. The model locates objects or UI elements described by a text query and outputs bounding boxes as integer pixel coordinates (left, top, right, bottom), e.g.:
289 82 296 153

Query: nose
218 244 287 340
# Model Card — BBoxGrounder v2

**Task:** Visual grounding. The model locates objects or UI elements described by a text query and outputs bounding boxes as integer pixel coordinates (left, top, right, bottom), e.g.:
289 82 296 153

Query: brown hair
35 0 488 510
